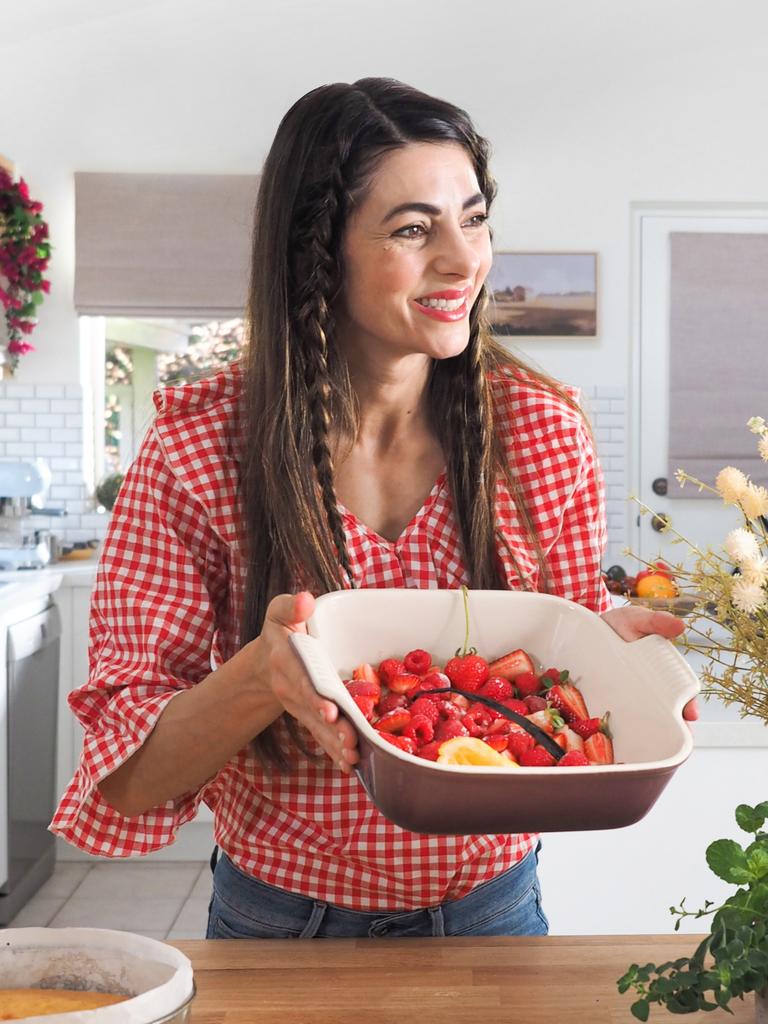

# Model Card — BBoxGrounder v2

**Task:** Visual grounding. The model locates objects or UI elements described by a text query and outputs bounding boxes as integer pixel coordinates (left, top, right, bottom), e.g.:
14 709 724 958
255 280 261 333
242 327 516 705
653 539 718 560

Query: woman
52 78 695 938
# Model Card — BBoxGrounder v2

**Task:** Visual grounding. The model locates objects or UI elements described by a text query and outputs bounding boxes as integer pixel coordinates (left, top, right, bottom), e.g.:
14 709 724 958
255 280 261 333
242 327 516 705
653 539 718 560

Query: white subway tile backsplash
50 485 84 500
36 414 65 429
64 384 82 399
51 399 81 414
66 414 83 429
36 443 66 458
35 385 66 399
0 399 20 413
4 384 35 398
6 413 36 428
22 399 51 413
596 386 624 399
5 442 35 457
0 428 20 442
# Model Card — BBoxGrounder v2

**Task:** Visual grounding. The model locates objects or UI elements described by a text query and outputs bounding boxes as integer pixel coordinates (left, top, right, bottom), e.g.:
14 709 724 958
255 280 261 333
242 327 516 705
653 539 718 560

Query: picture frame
486 251 598 338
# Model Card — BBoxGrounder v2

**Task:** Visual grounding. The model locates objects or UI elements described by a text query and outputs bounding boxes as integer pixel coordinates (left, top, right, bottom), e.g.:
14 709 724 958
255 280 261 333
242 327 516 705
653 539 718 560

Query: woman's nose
431 224 483 279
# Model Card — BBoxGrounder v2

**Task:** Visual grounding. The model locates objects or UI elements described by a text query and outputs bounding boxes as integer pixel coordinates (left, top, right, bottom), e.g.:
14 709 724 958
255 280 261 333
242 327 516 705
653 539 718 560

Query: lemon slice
437 737 518 767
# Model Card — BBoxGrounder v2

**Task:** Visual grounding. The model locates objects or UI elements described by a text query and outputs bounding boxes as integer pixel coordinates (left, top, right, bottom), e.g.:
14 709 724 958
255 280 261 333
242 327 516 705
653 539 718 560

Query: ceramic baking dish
289 589 699 835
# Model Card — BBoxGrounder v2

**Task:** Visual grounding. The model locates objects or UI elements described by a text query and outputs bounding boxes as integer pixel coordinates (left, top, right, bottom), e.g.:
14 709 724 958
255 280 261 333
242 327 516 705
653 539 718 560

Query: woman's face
336 142 492 367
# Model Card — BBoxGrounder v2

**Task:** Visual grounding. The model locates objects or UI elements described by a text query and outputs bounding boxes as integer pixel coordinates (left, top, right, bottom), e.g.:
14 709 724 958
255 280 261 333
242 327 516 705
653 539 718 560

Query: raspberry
437 699 463 720
415 740 442 761
434 718 470 742
417 670 450 694
461 703 495 737
378 658 406 685
558 750 590 767
378 733 417 755
502 698 529 716
376 693 408 716
506 730 536 761
403 648 432 675
513 672 541 698
410 696 440 724
403 714 434 744
524 694 548 713
519 746 558 768
481 733 509 752
479 677 513 701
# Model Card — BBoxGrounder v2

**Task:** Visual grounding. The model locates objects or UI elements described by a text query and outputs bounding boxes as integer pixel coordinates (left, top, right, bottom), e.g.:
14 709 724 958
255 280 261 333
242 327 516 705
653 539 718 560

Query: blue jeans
205 842 548 939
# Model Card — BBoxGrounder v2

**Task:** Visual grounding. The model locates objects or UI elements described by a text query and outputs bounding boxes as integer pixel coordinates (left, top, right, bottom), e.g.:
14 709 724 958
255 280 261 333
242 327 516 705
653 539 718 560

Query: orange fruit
436 737 518 767
635 573 678 599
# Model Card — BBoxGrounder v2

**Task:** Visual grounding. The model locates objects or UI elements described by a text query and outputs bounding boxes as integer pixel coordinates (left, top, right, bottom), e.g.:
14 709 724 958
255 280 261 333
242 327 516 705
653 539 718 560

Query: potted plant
618 417 768 1021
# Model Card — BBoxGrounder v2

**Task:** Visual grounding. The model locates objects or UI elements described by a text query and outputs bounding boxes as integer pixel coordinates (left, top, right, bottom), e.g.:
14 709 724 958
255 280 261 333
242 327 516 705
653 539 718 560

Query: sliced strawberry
584 732 614 765
388 672 421 694
353 662 381 685
479 677 513 702
375 708 412 734
403 714 435 744
526 707 564 736
403 648 432 674
486 717 512 736
378 658 406 685
488 648 535 681
415 740 442 761
351 695 376 721
545 681 589 723
448 692 470 710
519 745 557 767
444 654 490 692
558 750 590 767
376 692 408 716
346 679 380 700
513 672 542 697
481 733 509 752
378 733 417 755
553 725 585 753
415 670 450 695
502 698 529 716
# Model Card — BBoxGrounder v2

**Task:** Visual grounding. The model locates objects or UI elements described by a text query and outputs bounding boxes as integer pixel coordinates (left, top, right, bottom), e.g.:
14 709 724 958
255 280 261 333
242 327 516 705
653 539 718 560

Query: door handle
651 512 671 533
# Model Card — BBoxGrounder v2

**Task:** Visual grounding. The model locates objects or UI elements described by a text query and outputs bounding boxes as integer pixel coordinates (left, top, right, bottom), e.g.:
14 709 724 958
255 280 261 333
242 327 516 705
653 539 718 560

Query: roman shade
667 231 768 497
74 172 258 317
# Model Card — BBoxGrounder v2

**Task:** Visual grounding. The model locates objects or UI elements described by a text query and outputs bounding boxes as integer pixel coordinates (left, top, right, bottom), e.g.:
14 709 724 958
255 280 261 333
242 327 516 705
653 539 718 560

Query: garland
0 169 51 371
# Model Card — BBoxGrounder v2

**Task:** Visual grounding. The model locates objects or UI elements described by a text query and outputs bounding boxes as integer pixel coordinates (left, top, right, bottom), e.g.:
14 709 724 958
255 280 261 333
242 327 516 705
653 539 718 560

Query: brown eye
393 223 428 239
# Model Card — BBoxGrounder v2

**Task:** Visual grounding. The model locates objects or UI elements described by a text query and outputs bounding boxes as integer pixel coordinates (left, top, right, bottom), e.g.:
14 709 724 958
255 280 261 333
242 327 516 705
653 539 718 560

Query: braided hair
240 78 571 765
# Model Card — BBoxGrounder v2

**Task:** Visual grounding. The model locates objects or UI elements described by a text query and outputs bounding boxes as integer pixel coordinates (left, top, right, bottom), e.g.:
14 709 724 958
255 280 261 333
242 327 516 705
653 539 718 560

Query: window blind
74 172 258 317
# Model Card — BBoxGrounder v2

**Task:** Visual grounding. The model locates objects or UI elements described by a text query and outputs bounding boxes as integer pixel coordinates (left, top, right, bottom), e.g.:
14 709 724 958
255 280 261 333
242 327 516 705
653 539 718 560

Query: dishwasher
0 598 61 925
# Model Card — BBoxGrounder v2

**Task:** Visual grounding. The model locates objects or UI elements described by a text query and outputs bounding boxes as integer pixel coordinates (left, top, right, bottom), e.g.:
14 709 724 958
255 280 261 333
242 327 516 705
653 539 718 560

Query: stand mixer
0 460 55 570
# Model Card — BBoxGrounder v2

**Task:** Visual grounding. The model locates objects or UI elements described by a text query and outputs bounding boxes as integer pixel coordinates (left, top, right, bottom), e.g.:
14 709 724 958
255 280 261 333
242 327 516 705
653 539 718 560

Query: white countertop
0 560 97 610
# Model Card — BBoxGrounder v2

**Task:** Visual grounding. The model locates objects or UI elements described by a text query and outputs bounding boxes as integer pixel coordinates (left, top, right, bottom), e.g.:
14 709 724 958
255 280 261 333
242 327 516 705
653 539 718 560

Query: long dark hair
239 78 581 765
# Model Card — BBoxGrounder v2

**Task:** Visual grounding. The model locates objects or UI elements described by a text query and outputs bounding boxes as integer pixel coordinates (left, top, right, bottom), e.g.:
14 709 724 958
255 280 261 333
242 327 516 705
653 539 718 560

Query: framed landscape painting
487 252 598 338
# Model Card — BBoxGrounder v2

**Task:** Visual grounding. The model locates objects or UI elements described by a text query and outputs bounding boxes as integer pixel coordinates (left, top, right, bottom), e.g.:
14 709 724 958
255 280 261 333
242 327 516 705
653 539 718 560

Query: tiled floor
4 861 211 939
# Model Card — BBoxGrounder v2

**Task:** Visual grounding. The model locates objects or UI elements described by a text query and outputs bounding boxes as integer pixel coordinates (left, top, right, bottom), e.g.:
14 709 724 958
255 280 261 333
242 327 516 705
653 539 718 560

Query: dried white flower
747 416 767 435
740 556 768 587
715 466 749 504
724 528 760 564
739 482 768 520
759 435 768 462
730 577 767 614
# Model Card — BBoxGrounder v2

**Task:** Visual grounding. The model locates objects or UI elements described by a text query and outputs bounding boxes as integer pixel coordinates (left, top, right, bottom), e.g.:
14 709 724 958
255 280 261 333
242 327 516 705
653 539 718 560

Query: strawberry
434 717 470 742
437 699 464 720
584 733 614 764
378 733 417 755
448 692 470 711
353 662 381 685
479 677 513 702
346 680 380 700
519 745 557 767
416 670 451 695
351 695 376 721
403 648 432 675
376 692 408 716
403 714 434 744
570 716 602 740
388 672 421 694
415 740 442 761
481 733 509 752
378 658 406 685
526 707 565 735
409 696 441 724
541 666 567 685
545 681 589 723
488 648 535 681
444 653 489 692
375 708 412 734
485 717 512 736
524 694 548 713
553 726 585 753
558 750 590 767
506 729 536 761
512 672 542 698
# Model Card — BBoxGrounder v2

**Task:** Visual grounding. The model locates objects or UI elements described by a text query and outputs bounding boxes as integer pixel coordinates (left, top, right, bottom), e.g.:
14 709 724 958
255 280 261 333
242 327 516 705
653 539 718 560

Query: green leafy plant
95 472 125 512
618 801 768 1019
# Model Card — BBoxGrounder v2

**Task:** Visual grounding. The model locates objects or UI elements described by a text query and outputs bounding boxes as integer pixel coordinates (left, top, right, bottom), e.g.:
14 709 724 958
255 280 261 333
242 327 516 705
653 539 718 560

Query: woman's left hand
601 605 699 722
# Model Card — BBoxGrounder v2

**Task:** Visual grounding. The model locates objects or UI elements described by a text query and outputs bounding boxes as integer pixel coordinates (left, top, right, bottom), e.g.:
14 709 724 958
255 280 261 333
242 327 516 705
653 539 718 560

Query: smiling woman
51 77 690 942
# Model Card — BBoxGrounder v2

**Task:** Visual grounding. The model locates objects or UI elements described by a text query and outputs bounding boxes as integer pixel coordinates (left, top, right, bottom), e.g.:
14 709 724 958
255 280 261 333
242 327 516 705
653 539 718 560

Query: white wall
3 0 767 932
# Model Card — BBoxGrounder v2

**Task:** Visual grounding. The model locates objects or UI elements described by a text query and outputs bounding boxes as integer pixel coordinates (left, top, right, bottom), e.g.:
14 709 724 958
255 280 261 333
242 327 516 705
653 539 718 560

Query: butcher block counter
170 935 757 1022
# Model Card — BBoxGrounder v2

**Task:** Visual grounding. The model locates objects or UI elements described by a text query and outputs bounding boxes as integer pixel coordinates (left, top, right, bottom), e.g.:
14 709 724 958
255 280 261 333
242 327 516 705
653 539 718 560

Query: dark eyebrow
381 191 486 224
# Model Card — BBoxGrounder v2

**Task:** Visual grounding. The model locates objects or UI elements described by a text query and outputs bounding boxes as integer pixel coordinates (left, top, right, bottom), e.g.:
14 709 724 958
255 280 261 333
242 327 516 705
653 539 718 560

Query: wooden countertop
170 935 757 1022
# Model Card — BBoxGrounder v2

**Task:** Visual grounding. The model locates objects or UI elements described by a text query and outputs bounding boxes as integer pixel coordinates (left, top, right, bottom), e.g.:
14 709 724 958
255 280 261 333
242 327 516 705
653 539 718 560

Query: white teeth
417 296 464 311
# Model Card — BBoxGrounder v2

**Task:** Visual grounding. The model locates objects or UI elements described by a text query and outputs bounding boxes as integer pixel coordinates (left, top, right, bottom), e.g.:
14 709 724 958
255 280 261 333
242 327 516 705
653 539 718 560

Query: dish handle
288 633 361 722
624 634 701 716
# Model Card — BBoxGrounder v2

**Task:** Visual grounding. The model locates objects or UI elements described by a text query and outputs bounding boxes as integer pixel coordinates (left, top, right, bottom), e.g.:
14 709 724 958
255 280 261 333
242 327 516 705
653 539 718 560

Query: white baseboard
55 820 215 864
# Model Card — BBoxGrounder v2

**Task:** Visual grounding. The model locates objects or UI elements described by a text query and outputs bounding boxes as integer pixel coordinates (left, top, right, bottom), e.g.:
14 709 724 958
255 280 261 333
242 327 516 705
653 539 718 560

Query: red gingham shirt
51 361 611 911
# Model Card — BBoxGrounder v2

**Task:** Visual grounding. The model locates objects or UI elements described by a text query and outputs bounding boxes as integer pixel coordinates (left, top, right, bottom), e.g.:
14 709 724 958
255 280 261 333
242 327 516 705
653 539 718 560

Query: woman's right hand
254 591 359 773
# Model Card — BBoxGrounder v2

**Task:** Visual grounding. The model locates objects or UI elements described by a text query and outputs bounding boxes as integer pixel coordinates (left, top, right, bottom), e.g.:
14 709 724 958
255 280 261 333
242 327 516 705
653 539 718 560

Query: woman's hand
601 605 699 722
256 591 359 772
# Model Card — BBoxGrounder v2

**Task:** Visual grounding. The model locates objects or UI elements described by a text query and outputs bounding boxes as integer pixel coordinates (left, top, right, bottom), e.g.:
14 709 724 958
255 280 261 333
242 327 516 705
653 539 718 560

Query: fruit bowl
290 589 699 835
